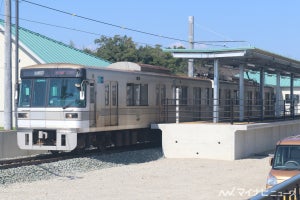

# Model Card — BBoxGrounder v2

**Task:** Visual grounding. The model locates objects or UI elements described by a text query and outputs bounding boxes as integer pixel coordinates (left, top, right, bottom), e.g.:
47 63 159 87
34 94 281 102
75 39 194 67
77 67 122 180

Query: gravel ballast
0 148 163 186
0 148 271 200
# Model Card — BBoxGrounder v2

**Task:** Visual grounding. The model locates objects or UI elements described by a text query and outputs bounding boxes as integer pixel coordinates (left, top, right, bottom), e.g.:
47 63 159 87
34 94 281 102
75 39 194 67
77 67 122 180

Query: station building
0 19 111 127
152 48 300 160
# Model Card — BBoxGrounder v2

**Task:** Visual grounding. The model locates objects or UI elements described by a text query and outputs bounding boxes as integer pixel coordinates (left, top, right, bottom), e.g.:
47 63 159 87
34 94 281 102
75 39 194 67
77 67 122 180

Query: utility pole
4 0 12 130
188 16 194 77
15 0 19 128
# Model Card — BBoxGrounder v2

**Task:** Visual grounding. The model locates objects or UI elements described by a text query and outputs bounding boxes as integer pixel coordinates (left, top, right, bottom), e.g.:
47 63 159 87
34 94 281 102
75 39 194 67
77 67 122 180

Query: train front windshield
18 78 85 108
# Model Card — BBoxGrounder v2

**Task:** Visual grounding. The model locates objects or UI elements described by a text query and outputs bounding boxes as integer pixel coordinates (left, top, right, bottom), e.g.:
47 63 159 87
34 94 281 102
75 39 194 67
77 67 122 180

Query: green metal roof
0 19 111 67
244 72 300 87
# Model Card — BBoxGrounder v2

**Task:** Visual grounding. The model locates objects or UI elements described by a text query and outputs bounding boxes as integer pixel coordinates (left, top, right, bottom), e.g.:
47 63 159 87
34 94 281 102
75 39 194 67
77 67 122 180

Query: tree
94 35 138 62
88 34 188 75
82 48 96 55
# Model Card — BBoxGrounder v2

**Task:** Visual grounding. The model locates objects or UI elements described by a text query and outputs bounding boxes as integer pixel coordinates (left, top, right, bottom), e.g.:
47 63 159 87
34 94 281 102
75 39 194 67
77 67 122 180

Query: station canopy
164 47 300 79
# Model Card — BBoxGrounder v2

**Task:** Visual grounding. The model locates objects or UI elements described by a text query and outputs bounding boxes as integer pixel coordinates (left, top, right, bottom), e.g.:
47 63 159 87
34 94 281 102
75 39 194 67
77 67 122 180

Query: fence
160 98 300 124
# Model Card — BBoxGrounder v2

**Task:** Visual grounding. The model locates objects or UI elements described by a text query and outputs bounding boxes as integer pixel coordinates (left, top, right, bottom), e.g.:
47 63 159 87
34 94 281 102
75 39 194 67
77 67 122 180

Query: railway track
0 153 75 170
0 142 160 170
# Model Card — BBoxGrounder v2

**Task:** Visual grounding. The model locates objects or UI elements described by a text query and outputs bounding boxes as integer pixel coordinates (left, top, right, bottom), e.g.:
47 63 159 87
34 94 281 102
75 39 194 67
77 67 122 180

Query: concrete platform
151 120 300 160
0 131 43 160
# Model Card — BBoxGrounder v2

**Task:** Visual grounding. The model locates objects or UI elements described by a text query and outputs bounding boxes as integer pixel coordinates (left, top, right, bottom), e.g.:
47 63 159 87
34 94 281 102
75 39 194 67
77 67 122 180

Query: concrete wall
0 131 42 159
152 120 300 160
234 121 300 159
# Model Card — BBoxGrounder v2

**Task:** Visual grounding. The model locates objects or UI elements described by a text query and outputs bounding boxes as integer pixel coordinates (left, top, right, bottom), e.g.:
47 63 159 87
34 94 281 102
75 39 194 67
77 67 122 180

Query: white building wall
0 34 38 127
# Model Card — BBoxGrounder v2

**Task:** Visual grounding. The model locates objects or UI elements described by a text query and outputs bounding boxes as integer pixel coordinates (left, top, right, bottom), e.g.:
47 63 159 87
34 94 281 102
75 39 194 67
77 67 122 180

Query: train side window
265 92 270 104
156 85 166 106
161 85 166 105
112 84 117 106
219 89 222 105
179 86 188 105
127 83 134 106
193 87 201 105
105 84 109 106
126 83 148 106
295 95 299 104
234 90 239 105
247 91 253 105
134 84 141 105
255 91 260 105
156 85 160 105
285 94 299 104
285 94 290 103
140 84 148 106
90 85 95 104
206 88 210 105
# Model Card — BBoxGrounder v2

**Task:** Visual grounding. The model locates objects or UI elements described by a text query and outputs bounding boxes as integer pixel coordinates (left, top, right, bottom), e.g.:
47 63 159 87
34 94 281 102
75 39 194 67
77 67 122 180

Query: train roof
22 62 273 87
21 63 214 83
107 62 171 74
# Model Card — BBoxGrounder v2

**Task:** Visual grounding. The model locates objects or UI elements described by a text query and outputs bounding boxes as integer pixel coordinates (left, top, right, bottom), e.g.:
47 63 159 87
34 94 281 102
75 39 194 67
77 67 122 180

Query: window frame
126 83 148 106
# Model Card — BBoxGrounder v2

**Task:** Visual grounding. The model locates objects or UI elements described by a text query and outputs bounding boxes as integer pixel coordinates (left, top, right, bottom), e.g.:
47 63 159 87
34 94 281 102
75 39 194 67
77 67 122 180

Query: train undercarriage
76 128 162 151
24 128 162 153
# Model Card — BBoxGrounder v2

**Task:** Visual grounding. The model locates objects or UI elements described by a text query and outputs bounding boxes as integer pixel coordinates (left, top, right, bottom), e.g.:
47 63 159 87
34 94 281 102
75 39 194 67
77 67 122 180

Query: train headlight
18 113 29 118
65 113 78 119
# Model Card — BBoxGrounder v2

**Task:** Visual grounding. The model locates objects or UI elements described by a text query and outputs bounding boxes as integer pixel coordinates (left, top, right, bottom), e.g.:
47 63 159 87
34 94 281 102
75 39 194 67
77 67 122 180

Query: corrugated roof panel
0 19 111 67
244 72 300 87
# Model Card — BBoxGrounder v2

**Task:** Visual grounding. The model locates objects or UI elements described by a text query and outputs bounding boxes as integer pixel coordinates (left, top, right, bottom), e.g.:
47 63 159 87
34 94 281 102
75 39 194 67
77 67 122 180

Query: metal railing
251 173 300 200
160 98 300 124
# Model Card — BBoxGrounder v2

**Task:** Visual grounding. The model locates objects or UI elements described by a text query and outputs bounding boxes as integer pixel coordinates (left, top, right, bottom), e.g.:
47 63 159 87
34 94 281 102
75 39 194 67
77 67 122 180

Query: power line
20 0 189 43
20 0 243 47
0 14 159 48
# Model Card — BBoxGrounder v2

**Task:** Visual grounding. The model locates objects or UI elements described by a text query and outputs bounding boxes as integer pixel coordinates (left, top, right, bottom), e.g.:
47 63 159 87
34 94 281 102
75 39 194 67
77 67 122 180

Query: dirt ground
0 156 271 200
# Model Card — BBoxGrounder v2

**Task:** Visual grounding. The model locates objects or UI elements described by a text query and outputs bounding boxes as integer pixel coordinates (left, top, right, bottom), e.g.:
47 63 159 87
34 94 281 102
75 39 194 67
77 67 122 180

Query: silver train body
17 62 274 151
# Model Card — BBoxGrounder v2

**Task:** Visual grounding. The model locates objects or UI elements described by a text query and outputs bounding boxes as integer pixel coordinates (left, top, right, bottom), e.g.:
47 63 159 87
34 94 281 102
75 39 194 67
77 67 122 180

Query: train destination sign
21 68 86 78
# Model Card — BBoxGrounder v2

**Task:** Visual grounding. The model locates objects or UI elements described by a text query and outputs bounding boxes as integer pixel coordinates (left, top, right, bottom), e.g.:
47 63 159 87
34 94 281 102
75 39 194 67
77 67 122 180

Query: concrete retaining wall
0 131 42 160
151 120 300 160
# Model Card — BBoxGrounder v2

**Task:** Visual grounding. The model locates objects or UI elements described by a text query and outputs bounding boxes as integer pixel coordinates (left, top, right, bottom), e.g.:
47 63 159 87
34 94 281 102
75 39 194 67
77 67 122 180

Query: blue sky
1 0 300 60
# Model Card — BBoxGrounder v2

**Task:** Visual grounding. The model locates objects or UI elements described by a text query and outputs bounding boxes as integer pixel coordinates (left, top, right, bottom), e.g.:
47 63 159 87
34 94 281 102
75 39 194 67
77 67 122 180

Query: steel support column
275 72 281 117
259 67 265 120
239 64 244 121
213 59 219 123
14 0 19 128
188 16 194 78
4 0 12 130
290 73 294 118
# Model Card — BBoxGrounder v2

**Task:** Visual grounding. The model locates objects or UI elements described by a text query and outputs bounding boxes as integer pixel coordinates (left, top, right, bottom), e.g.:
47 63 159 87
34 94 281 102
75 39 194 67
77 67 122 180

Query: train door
104 81 118 126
